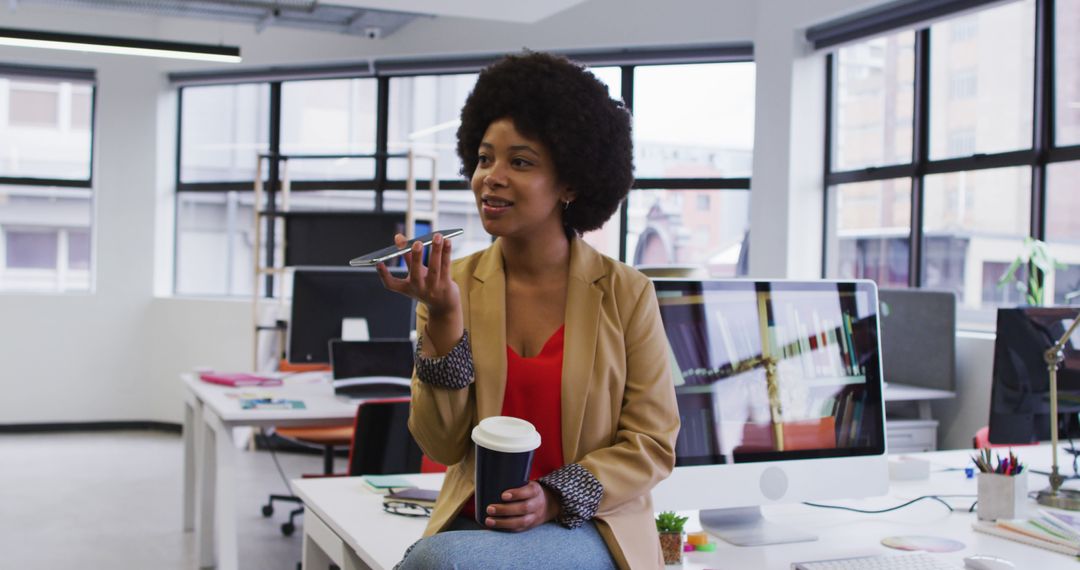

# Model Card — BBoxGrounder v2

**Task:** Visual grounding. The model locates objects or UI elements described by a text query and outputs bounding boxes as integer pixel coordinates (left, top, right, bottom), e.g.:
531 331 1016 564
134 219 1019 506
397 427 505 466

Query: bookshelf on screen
650 279 888 546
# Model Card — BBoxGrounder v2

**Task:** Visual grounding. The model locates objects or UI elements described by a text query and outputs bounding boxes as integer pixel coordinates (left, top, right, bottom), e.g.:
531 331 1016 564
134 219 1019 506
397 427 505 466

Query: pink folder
198 371 283 387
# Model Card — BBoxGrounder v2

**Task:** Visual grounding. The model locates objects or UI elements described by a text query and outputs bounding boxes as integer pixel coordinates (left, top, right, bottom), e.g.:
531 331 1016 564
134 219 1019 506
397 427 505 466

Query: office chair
972 426 1039 449
260 423 353 535
265 397 441 536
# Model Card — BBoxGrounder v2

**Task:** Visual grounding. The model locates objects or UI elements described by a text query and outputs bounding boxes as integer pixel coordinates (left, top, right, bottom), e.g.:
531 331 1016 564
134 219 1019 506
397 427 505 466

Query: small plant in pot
655 510 688 565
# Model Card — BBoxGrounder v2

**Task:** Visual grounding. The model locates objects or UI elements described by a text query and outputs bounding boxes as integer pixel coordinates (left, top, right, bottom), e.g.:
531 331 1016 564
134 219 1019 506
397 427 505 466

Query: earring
563 200 571 211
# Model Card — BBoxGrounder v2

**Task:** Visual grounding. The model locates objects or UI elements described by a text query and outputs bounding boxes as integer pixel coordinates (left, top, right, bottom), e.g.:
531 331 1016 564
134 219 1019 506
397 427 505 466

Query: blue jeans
395 516 618 570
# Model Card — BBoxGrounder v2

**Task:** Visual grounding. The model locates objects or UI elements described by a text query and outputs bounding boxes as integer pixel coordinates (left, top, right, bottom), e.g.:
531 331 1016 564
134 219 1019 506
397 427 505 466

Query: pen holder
977 472 1027 521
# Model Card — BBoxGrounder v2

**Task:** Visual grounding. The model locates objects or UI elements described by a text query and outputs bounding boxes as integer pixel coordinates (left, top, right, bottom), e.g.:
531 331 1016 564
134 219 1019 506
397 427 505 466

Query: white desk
294 445 1079 570
180 372 360 570
293 473 445 570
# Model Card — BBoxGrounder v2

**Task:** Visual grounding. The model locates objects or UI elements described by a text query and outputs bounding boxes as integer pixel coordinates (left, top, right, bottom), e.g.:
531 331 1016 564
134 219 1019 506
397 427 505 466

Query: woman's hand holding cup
483 481 559 532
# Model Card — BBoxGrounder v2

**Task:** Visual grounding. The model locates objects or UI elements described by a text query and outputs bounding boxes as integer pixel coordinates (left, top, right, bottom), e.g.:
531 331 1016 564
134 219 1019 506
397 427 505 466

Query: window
9 82 59 127
823 0 1070 325
388 73 477 182
0 68 95 294
833 31 915 170
175 50 755 295
928 1 1034 160
180 83 269 183
282 78 377 180
922 167 1031 300
5 229 58 269
826 179 912 288
627 189 750 277
633 63 755 178
1057 0 1080 146
1 76 93 180
1046 162 1080 304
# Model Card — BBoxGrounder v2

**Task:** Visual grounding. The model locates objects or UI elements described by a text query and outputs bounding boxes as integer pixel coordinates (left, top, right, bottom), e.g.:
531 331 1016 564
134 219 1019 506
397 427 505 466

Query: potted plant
997 237 1065 306
655 510 688 565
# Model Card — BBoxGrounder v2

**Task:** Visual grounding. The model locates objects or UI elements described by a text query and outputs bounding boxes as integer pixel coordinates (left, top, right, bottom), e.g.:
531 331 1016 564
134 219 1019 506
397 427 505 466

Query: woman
377 51 680 569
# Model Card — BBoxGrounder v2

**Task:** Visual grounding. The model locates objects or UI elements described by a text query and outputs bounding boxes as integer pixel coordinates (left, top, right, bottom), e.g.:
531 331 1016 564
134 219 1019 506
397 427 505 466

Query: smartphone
348 228 464 267
385 487 439 505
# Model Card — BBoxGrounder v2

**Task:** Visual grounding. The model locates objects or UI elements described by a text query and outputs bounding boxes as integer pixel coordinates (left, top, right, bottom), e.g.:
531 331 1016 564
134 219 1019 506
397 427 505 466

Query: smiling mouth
482 196 514 208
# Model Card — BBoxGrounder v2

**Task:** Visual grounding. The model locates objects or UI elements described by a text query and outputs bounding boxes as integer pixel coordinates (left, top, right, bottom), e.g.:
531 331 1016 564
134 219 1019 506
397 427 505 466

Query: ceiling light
0 27 241 63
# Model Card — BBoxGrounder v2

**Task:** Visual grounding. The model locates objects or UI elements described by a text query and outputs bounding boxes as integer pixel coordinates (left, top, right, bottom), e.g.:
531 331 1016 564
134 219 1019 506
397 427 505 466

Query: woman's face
470 118 572 241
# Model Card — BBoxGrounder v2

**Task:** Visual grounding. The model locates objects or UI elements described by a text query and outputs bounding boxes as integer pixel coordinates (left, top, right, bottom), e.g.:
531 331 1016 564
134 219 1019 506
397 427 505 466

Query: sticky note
695 542 717 552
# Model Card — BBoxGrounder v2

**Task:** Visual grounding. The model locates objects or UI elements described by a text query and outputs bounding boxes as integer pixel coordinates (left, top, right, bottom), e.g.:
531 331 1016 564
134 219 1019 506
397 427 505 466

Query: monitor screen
288 267 414 364
650 279 888 531
330 339 415 380
878 288 956 392
284 211 406 267
989 307 1080 444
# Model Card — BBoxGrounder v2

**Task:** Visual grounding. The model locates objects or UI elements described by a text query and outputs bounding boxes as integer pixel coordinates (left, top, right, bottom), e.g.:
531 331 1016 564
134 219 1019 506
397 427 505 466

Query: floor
2 429 329 570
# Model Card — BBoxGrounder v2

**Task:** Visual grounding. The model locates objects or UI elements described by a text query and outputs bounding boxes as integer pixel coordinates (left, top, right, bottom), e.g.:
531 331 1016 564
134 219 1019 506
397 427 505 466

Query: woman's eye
511 158 532 168
477 155 491 166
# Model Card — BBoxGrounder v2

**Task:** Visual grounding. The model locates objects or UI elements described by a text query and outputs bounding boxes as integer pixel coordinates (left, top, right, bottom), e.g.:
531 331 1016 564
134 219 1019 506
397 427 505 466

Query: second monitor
289 267 414 364
649 279 888 546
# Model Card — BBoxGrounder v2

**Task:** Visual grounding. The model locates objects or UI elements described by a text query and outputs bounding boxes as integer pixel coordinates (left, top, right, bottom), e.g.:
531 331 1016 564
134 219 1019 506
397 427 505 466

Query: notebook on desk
329 339 415 399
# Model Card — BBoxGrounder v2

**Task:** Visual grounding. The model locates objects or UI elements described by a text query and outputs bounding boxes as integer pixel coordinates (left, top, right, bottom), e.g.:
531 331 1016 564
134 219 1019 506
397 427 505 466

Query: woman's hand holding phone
375 232 464 357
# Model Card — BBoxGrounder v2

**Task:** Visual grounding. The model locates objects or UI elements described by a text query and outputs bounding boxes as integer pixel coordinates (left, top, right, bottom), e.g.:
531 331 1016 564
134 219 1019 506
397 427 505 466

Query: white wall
3 0 998 439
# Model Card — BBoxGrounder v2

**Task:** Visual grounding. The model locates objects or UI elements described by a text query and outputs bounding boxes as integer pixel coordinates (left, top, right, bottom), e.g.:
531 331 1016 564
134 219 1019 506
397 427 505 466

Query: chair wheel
281 522 295 536
262 505 274 517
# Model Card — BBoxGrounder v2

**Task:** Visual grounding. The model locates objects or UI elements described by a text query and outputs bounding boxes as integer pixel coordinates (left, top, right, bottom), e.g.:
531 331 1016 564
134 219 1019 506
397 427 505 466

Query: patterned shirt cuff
539 463 603 529
414 329 474 390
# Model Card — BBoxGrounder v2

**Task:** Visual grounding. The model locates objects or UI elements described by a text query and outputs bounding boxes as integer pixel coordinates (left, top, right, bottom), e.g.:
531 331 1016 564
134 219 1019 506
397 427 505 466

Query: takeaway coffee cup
471 416 542 525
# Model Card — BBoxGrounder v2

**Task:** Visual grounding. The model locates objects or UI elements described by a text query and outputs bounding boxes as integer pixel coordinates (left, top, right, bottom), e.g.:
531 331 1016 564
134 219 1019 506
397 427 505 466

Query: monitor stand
700 507 817 546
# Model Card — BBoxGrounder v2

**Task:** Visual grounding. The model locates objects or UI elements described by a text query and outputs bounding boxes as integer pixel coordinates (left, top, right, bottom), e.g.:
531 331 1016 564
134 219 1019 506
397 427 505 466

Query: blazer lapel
561 238 607 462
470 240 507 421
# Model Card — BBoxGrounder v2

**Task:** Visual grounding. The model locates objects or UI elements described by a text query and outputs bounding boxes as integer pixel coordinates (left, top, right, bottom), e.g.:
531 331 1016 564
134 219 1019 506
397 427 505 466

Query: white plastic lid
471 416 541 454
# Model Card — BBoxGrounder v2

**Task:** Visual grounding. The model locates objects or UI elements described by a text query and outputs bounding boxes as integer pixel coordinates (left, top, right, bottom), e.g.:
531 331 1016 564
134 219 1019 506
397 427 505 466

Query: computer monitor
988 307 1080 444
283 211 407 267
288 267 414 364
283 211 432 267
329 339 414 399
878 288 956 392
649 279 888 546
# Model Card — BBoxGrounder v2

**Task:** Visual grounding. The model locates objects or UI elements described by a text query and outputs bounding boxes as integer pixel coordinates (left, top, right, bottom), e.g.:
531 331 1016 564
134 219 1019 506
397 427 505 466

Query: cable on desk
258 429 296 493
803 494 977 514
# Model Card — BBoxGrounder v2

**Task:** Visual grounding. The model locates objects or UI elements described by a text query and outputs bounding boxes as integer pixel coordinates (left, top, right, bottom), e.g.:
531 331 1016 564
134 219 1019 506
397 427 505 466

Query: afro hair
456 51 634 235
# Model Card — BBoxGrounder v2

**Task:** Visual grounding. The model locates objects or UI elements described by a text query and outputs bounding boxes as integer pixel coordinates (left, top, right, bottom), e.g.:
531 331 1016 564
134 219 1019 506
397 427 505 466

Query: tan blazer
408 237 680 569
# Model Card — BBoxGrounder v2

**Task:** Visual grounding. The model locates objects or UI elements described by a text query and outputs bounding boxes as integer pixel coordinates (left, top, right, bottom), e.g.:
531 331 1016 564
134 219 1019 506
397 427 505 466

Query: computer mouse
963 555 1016 570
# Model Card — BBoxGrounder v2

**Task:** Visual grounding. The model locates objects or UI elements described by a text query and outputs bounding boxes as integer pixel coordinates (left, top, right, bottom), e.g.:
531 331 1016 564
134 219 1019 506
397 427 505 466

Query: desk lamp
1036 310 1080 510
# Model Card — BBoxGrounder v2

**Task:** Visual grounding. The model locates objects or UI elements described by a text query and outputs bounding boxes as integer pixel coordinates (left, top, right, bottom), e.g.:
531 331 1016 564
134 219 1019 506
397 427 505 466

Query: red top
461 325 566 520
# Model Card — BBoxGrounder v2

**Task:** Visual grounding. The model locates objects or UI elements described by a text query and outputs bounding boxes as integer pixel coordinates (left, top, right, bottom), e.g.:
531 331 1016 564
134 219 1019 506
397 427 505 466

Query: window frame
0 64 96 295
0 63 97 189
174 46 755 297
822 0 1071 296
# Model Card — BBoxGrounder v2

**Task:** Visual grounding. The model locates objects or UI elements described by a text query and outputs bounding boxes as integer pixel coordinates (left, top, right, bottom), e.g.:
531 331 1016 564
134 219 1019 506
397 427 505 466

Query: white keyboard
792 553 959 570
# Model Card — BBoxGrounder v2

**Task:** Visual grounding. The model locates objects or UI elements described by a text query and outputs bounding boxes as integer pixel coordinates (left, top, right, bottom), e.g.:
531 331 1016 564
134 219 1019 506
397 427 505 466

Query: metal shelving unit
250 150 439 370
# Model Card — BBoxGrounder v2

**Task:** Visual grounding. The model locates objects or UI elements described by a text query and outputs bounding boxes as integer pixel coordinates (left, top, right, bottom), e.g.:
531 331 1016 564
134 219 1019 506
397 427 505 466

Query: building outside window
0 68 94 293
824 0 1080 329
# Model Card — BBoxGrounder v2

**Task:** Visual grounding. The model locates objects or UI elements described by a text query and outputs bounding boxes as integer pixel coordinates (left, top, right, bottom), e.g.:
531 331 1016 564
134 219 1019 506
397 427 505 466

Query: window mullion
374 76 390 211
909 28 931 289
1031 0 1054 241
619 65 634 264
822 53 835 279
264 81 282 298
